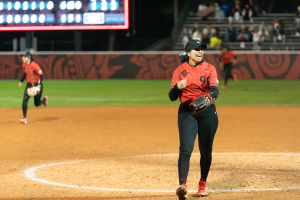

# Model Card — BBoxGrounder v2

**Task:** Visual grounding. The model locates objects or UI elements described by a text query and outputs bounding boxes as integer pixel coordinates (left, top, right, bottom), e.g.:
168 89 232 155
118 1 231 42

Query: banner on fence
0 53 299 80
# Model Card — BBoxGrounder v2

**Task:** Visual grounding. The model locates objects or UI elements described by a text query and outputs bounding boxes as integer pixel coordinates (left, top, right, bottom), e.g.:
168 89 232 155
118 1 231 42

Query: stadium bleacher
174 13 300 51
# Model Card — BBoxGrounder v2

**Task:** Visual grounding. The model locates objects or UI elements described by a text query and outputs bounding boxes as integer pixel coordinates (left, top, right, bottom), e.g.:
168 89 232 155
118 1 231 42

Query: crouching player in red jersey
169 40 219 199
18 52 48 124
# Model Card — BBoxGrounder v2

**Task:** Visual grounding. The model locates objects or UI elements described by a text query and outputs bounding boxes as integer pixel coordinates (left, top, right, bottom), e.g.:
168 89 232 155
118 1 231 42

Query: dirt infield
1 106 300 200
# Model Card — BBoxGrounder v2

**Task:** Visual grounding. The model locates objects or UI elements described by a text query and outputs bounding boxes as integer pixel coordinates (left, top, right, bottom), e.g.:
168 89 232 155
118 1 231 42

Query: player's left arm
218 52 223 66
18 73 26 89
34 64 44 84
231 51 237 64
209 66 219 100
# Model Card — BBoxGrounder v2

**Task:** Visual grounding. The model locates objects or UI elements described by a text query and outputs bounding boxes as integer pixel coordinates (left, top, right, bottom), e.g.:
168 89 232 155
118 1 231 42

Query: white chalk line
24 152 300 193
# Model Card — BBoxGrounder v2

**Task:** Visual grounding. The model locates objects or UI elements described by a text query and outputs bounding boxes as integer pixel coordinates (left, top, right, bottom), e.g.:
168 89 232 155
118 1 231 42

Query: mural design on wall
32 54 124 79
0 53 299 80
130 54 182 79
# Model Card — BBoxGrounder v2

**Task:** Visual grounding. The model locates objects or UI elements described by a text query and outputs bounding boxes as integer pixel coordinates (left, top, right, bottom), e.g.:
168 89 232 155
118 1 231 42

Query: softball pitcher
169 40 219 199
19 52 48 124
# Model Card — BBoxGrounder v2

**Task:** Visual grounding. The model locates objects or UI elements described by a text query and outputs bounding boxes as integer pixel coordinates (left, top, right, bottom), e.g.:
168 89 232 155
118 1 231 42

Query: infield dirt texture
0 80 300 199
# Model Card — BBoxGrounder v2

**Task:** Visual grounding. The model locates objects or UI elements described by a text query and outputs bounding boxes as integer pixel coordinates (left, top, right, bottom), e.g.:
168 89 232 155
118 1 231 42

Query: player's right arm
169 67 187 101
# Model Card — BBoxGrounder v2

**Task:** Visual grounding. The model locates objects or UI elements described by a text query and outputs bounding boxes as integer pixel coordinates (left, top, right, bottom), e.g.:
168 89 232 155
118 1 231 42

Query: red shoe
198 179 209 197
221 85 227 90
20 118 27 124
43 96 48 106
233 74 238 82
176 183 187 200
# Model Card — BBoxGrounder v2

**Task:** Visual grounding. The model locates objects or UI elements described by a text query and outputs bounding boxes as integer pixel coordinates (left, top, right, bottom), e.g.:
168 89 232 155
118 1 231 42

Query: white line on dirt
24 153 300 193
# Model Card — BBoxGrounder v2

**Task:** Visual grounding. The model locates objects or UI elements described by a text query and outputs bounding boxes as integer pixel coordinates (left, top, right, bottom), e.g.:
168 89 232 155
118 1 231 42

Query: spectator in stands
210 28 222 49
198 3 207 12
197 2 215 20
259 21 269 32
226 23 237 42
242 4 253 21
252 30 260 50
202 24 212 43
237 24 250 42
231 4 243 22
248 25 255 42
272 16 285 43
258 27 269 42
181 27 191 48
214 3 225 20
233 0 243 9
295 6 300 36
192 23 200 34
248 0 258 17
259 21 272 40
295 5 300 20
192 28 202 41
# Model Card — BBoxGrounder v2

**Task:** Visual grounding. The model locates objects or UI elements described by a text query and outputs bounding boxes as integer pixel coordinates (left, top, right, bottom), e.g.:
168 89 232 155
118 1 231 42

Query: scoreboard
0 0 128 30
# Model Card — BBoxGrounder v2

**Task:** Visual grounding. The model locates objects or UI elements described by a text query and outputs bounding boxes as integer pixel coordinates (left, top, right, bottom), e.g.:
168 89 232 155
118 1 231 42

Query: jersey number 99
200 76 209 86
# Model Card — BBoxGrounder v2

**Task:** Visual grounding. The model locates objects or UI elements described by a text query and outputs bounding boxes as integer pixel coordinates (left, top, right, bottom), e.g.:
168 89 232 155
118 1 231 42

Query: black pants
177 103 218 185
22 82 45 118
224 63 233 85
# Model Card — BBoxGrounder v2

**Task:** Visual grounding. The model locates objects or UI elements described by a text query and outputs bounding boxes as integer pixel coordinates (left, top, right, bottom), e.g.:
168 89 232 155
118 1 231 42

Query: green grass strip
0 80 298 108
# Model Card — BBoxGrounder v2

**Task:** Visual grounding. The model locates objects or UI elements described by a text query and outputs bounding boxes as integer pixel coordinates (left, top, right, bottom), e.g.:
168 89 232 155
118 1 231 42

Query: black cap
21 52 31 58
186 41 207 52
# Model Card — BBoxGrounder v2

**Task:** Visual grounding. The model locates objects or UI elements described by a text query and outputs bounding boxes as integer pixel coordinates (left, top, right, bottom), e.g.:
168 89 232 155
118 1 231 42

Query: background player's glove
27 85 41 96
189 93 214 115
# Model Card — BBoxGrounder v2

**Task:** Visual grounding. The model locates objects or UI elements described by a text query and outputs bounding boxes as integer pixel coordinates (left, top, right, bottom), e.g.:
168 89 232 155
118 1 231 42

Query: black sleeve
210 86 219 100
20 73 26 82
218 56 222 63
168 84 180 101
38 74 44 84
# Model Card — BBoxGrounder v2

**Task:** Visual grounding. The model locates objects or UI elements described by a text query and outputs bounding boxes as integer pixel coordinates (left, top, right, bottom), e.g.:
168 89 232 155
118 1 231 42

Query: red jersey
22 61 43 83
170 61 219 103
219 50 236 64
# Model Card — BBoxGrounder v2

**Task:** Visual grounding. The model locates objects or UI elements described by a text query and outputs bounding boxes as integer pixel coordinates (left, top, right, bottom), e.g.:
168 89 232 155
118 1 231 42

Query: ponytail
181 54 189 63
